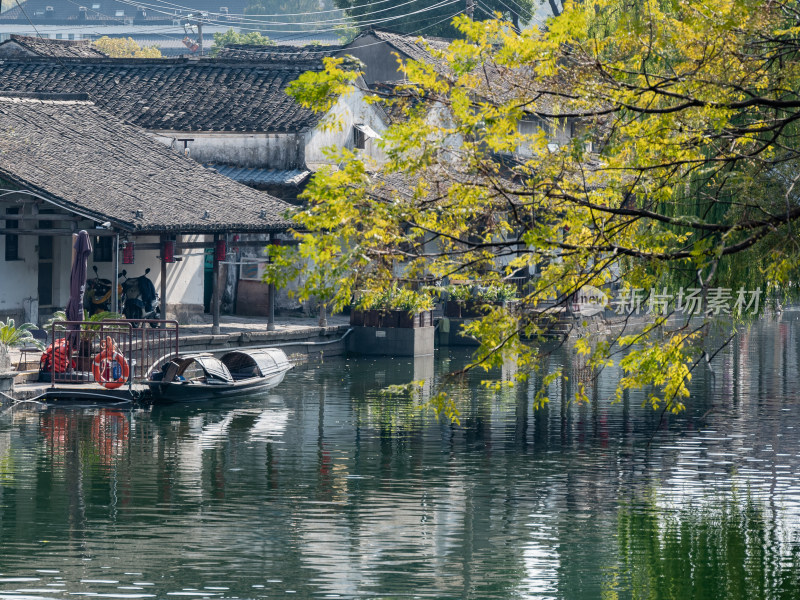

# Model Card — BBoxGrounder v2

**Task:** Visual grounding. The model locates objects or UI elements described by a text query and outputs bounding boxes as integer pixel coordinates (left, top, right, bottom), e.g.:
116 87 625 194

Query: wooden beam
160 236 168 327
0 228 118 236
7 214 83 222
133 240 297 250
211 234 221 336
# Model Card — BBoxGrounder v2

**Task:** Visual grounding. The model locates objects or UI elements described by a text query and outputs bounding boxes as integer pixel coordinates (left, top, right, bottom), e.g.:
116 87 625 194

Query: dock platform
6 314 350 404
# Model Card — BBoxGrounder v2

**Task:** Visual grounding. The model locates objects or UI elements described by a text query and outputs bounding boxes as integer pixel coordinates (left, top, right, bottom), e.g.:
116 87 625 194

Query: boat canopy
157 355 234 384
220 349 290 378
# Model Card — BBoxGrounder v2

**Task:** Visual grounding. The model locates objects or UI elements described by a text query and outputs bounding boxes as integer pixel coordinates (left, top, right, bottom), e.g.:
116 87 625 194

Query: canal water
1 313 800 599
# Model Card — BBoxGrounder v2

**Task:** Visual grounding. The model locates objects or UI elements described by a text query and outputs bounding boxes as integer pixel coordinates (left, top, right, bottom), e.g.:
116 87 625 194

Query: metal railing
47 320 179 390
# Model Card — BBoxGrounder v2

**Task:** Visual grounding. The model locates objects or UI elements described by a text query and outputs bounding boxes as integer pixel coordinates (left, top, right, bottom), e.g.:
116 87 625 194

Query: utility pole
185 12 205 55
466 0 474 19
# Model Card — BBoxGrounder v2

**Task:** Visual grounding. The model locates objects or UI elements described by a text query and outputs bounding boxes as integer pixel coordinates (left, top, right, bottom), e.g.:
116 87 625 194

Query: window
92 3 101 8
68 34 75 40
353 127 366 150
4 208 19 261
93 236 113 262
115 9 125 16
352 123 380 151
55 34 63 39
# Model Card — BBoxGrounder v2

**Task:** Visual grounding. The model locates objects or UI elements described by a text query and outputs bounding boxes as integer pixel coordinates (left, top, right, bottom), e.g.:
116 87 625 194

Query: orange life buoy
92 337 130 390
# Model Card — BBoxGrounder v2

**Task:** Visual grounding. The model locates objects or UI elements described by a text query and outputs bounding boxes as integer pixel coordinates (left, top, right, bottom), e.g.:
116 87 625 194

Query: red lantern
163 240 175 263
215 239 227 261
122 241 135 264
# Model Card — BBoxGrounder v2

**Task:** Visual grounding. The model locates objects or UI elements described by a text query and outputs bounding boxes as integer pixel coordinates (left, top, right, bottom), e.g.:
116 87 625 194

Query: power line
24 0 199 49
110 0 460 30
11 0 99 100
112 0 384 19
213 7 466 55
181 0 462 34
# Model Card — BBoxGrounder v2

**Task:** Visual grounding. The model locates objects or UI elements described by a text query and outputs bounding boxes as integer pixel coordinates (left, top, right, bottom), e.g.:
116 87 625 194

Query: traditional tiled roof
0 35 108 58
367 29 453 77
360 30 560 117
205 164 310 187
0 57 324 133
216 43 345 61
0 92 293 233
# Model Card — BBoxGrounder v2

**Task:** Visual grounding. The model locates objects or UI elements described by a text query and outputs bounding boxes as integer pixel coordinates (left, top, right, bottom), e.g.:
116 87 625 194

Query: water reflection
618 495 800 600
0 315 797 598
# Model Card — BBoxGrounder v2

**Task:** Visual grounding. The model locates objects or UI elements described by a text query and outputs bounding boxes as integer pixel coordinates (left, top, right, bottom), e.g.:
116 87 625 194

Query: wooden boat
147 348 292 402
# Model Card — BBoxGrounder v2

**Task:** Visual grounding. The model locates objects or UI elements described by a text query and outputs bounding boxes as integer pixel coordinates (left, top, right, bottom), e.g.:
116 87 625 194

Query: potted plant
390 287 433 328
444 285 473 317
0 318 43 392
443 283 517 317
351 284 433 328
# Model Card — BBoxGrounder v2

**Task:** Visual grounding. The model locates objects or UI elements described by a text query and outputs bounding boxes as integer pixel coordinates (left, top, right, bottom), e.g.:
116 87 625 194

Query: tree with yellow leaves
93 37 161 58
272 0 800 415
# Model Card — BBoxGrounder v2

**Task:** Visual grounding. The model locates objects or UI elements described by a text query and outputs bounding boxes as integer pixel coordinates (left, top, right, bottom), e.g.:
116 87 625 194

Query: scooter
84 266 117 315
119 268 160 327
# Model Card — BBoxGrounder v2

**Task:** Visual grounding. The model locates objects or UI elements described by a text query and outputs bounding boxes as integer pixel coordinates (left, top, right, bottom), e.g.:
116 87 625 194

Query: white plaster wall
89 235 205 322
304 86 388 170
0 203 75 321
0 214 37 316
517 117 573 158
151 132 306 170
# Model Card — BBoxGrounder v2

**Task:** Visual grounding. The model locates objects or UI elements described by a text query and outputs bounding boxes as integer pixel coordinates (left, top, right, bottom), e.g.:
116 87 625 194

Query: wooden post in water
212 233 221 335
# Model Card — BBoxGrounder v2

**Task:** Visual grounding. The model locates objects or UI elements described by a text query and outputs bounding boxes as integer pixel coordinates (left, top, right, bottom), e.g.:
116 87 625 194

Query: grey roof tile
368 29 453 76
205 164 310 186
216 43 345 61
0 56 324 132
0 35 108 58
0 92 294 233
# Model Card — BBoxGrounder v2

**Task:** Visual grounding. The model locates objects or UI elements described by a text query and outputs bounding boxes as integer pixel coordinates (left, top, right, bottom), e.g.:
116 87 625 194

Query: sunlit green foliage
0 318 41 350
617 494 800 599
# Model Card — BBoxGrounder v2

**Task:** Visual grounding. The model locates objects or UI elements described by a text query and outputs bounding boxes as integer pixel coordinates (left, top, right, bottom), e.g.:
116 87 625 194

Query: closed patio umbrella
66 231 92 349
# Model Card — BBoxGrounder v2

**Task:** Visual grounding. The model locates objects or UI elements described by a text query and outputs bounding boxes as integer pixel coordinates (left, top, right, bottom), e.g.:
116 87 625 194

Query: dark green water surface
2 313 800 599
